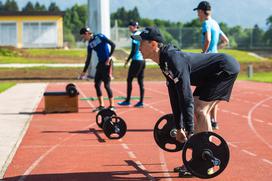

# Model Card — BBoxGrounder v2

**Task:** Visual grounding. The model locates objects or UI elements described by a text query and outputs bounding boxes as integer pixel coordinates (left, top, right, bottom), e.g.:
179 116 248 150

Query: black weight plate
153 114 184 152
182 132 230 179
103 116 127 139
66 83 75 92
95 108 116 128
66 83 77 96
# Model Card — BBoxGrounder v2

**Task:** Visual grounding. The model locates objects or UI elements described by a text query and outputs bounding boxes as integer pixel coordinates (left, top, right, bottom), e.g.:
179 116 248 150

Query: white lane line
268 122 272 126
228 142 238 148
145 87 168 96
18 144 59 181
262 159 272 166
242 149 257 157
248 96 272 150
242 115 248 119
254 119 264 123
222 109 229 113
231 112 239 116
135 161 156 181
128 151 137 159
121 143 129 150
76 85 95 108
135 161 146 170
113 86 171 180
19 122 97 181
159 149 172 181
18 85 96 181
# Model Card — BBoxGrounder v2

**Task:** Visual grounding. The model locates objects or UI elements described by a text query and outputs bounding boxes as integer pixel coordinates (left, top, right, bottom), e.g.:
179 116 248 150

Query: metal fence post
247 64 254 78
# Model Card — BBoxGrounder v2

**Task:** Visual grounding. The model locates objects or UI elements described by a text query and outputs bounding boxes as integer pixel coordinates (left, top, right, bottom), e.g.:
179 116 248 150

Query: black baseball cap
193 1 211 11
79 27 91 35
131 26 164 43
128 21 139 27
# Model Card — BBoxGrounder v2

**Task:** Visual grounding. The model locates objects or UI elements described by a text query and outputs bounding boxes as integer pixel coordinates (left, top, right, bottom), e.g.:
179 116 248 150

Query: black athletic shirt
159 44 240 132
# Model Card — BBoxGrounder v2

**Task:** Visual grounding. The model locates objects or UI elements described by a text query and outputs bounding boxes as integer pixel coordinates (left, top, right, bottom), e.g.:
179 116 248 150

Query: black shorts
128 60 145 78
95 62 110 82
193 72 238 102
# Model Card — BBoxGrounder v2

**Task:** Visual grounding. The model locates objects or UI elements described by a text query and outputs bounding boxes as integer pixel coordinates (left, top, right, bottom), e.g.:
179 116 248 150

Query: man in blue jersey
79 27 116 112
118 21 145 108
194 1 229 129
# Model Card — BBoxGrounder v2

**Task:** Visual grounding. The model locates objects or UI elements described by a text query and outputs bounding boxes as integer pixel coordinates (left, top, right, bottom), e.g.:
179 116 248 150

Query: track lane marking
242 149 257 157
247 96 272 150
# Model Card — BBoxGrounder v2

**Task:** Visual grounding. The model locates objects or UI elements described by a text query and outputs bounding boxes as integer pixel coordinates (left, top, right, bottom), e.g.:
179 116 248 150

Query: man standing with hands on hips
194 1 229 129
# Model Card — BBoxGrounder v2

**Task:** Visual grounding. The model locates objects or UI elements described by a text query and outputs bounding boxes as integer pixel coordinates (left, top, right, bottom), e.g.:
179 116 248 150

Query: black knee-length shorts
193 72 238 102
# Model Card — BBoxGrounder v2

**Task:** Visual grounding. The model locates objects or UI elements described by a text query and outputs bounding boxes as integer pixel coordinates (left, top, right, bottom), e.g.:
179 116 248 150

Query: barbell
96 108 127 139
153 114 230 179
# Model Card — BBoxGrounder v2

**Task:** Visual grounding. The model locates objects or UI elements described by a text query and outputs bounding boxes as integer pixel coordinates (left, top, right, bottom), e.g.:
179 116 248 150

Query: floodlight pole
87 0 111 78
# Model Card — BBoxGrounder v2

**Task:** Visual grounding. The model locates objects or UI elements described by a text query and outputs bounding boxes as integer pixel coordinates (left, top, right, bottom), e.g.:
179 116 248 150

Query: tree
48 2 60 12
34 2 46 11
266 15 272 29
63 4 87 42
22 1 34 12
111 7 140 27
252 24 264 47
183 18 201 28
0 1 4 12
264 15 272 46
139 18 155 27
4 0 19 11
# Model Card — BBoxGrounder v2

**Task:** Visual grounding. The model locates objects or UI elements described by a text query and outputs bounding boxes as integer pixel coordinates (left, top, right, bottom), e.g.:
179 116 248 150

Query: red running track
3 81 272 181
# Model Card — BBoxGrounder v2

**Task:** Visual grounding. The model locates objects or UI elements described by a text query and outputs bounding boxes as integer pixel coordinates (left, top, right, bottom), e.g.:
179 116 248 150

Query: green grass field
0 82 16 93
183 49 264 63
0 47 271 83
0 48 268 64
0 56 59 64
238 72 272 83
24 49 86 58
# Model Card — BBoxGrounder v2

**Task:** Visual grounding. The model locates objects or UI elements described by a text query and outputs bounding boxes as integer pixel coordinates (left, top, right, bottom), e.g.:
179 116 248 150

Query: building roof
0 11 65 17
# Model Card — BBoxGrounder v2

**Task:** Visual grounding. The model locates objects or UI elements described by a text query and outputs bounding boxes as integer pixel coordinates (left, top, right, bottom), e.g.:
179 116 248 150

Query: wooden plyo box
44 92 78 113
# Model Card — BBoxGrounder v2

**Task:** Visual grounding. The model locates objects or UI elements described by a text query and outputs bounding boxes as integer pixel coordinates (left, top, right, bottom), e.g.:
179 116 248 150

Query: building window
23 22 57 48
0 22 17 46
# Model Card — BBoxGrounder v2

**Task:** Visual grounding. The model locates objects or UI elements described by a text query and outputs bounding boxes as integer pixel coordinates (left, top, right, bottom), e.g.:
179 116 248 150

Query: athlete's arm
218 31 229 49
202 31 211 53
83 49 92 73
105 38 116 57
126 43 137 63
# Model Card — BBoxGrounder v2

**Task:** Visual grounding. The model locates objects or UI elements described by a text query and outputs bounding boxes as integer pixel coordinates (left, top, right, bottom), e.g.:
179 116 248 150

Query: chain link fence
111 26 272 50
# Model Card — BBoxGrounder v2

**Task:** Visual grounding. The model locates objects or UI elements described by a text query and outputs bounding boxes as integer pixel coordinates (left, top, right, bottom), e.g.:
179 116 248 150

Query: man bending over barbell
131 26 240 176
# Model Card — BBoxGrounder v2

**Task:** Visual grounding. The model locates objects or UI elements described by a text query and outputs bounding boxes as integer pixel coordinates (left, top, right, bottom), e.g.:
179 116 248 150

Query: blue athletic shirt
202 18 223 53
88 33 111 62
83 33 115 72
131 30 144 61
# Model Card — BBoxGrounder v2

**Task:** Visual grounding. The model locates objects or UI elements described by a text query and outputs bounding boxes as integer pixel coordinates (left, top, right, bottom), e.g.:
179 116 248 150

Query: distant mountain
15 0 272 28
